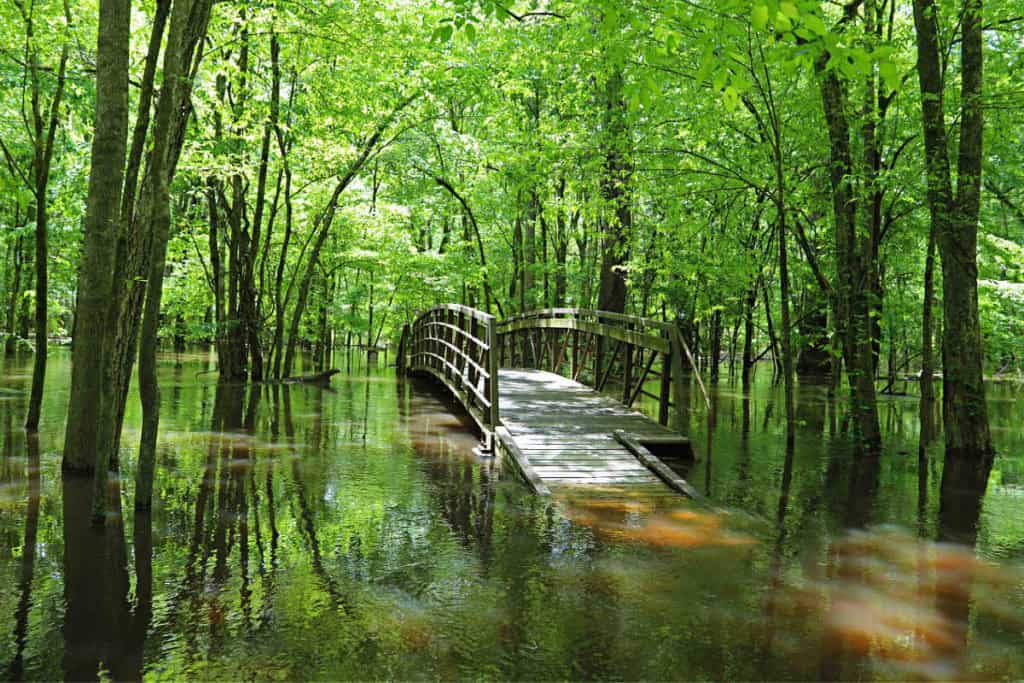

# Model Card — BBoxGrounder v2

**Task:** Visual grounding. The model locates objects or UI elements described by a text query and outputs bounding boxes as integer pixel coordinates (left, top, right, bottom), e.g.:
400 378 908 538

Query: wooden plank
482 367 694 497
496 426 550 496
613 430 700 500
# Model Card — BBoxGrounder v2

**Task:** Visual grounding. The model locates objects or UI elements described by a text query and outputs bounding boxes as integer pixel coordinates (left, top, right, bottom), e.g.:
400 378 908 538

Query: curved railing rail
398 305 500 442
398 305 706 441
497 308 706 426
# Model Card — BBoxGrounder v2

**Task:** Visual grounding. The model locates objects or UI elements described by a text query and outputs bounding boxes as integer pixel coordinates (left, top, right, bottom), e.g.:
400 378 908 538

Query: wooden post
468 313 477 399
486 317 500 445
659 349 671 425
571 329 579 379
397 323 409 375
670 328 688 429
622 322 634 404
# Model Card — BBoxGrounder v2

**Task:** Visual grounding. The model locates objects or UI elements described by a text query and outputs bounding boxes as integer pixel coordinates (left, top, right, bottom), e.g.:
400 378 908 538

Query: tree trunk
920 221 937 440
62 0 131 476
912 0 992 459
742 283 757 391
25 0 70 431
818 57 881 451
597 68 630 314
136 0 201 511
709 308 722 385
6 235 22 356
107 0 210 461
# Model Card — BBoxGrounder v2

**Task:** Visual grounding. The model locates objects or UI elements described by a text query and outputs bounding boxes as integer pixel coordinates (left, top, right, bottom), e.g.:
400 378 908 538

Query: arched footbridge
397 306 703 497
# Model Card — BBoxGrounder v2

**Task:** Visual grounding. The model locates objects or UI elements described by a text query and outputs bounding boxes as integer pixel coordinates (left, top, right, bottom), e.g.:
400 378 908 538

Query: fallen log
280 369 341 384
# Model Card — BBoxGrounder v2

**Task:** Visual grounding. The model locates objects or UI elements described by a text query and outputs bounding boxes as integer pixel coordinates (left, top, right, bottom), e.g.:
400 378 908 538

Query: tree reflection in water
0 353 1020 680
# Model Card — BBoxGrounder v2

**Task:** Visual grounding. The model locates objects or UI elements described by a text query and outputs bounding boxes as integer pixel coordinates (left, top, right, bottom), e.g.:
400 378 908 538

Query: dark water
1 351 1022 680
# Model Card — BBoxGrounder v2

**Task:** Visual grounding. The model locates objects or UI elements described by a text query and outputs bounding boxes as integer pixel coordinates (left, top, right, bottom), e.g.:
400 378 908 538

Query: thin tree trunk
25 0 70 431
597 68 630 314
62 0 131 477
920 221 937 440
6 235 22 356
742 283 757 391
137 0 214 510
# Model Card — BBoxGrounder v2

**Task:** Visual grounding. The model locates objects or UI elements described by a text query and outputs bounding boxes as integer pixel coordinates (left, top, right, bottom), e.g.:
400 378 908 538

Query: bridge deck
496 368 691 494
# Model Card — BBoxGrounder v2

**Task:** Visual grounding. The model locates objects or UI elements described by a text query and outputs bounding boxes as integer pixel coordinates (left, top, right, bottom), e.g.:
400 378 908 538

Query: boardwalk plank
496 368 690 496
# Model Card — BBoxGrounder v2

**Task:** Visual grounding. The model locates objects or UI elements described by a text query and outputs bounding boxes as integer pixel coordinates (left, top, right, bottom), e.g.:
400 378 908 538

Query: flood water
1 350 1022 680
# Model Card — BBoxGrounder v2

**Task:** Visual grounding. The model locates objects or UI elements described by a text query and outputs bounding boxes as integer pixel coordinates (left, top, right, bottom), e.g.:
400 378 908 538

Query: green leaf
880 61 900 93
779 2 799 19
723 85 739 111
751 3 769 31
803 13 827 36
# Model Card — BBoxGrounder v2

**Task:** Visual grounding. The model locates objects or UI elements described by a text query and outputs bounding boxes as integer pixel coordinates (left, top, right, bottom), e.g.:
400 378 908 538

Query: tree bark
62 0 131 475
742 282 757 391
920 220 937 441
818 57 881 451
25 0 71 431
597 68 630 314
912 0 993 459
136 0 214 510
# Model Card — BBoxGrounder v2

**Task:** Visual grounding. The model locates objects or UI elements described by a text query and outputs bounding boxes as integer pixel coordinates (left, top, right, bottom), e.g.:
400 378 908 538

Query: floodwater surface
0 351 1022 680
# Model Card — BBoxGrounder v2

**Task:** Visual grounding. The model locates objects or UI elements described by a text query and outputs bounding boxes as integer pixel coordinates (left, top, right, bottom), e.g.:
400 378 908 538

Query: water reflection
6 432 38 681
61 473 145 681
397 377 496 567
0 352 1020 680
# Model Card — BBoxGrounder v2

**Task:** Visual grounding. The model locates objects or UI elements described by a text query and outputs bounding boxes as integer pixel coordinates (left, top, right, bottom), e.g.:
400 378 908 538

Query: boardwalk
399 306 700 498
495 369 695 496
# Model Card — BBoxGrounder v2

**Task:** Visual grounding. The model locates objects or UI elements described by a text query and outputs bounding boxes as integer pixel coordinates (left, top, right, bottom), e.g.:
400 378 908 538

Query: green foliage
0 0 1021 376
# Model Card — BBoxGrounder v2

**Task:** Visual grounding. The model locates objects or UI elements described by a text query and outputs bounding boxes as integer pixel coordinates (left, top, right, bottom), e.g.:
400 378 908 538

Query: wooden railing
497 308 705 426
398 305 705 440
398 305 501 443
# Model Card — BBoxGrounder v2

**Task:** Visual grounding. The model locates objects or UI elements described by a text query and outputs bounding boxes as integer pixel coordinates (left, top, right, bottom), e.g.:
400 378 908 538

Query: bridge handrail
399 305 707 443
499 308 675 333
415 303 496 326
496 307 707 425
400 304 501 445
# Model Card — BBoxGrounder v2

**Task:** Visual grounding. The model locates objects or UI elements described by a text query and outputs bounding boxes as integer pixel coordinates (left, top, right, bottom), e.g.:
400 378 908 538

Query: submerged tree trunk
920 222 937 441
137 0 214 510
62 0 131 476
818 58 881 451
742 283 757 391
108 0 209 463
24 0 70 431
912 0 992 460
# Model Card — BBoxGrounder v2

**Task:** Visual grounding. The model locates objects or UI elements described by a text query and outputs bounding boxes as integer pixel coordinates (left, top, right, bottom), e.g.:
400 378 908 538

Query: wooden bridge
397 305 701 497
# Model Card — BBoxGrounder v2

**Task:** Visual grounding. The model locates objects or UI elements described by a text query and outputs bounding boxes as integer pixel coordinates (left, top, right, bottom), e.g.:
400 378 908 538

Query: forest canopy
1 0 1022 473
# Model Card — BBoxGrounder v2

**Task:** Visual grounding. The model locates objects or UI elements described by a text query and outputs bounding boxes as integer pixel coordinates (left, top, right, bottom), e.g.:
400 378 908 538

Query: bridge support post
659 348 672 425
622 322 634 404
485 317 501 452
396 323 410 375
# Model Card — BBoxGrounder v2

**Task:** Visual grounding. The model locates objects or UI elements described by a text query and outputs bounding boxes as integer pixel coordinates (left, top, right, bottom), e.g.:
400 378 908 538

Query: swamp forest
1 0 1024 679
